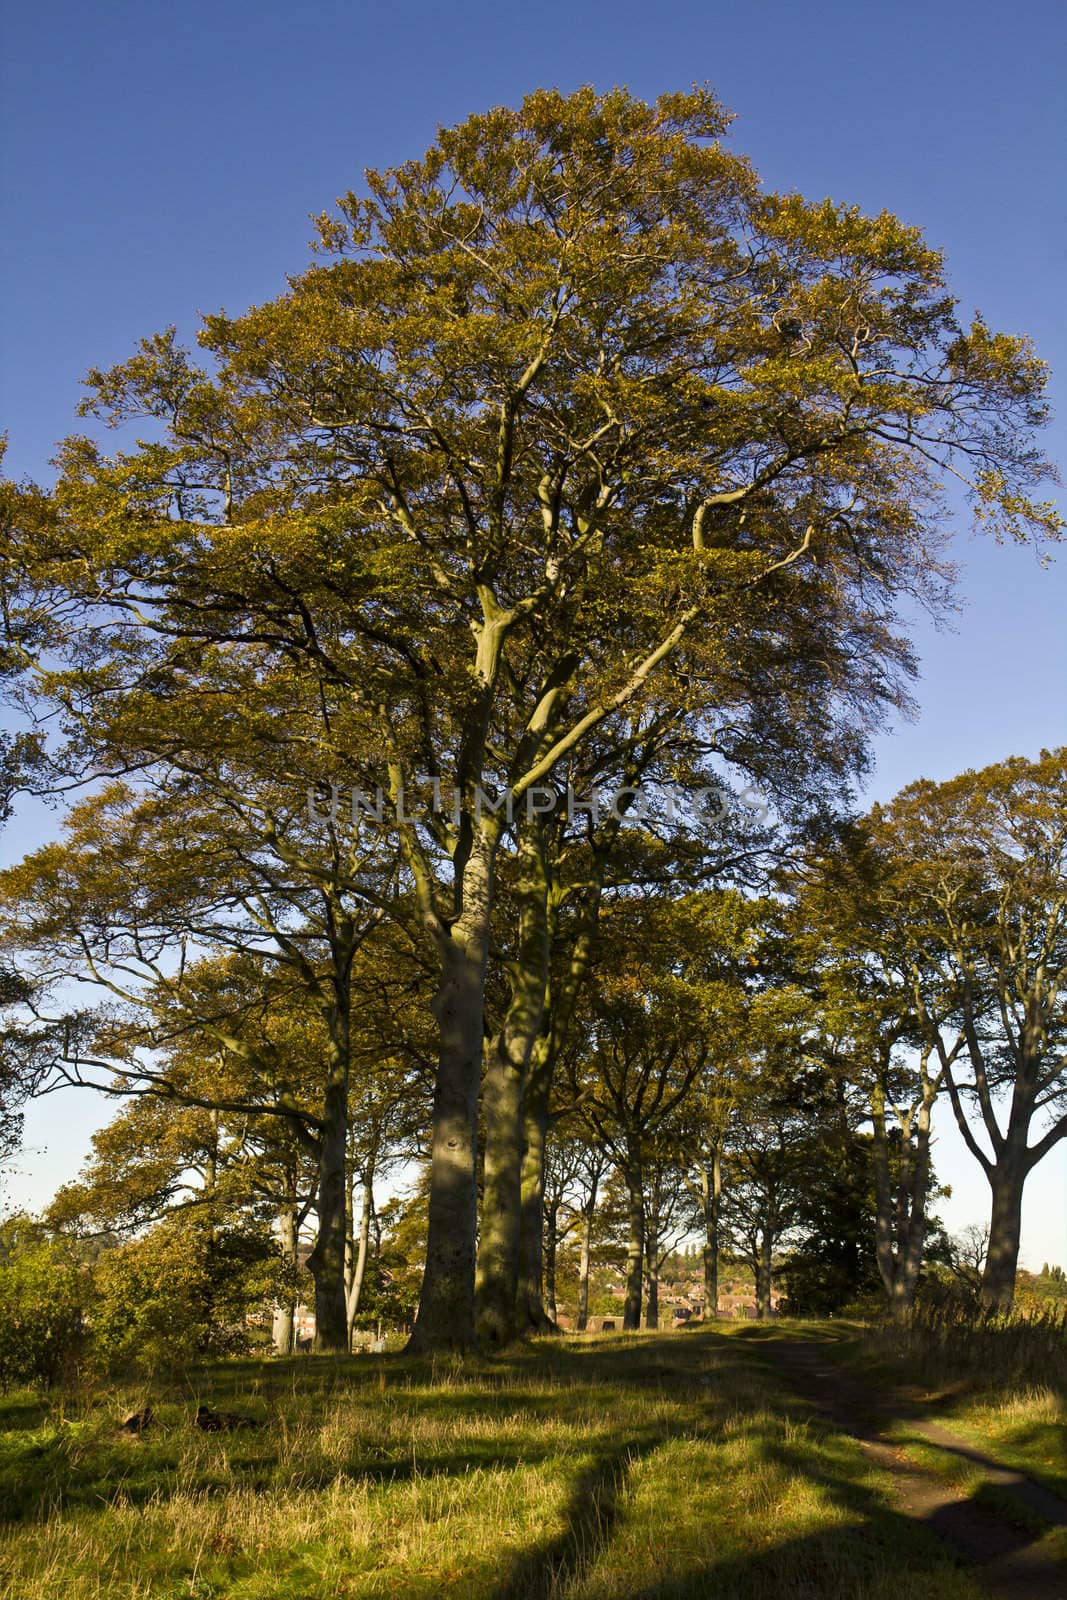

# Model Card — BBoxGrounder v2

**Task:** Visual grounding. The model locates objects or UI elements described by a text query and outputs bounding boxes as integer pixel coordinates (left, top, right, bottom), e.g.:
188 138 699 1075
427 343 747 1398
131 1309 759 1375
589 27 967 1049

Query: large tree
2 86 1058 1350
799 751 1067 1311
874 752 1067 1309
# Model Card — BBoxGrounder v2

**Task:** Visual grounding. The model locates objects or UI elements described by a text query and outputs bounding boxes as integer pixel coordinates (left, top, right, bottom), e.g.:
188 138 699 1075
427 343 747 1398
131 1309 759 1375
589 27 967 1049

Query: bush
89 1212 290 1375
0 1215 91 1388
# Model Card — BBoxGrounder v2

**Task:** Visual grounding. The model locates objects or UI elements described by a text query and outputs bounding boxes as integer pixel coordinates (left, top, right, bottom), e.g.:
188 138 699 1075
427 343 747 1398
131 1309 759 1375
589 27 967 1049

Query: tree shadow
0 1338 688 1526
485 1327 1065 1600
491 1428 665 1600
9 1326 1062 1598
0 1391 51 1432
747 1328 1067 1517
737 1332 1066 1592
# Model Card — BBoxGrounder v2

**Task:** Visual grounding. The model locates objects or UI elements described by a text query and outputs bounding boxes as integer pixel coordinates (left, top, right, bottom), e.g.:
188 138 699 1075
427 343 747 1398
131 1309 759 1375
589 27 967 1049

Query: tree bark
701 1147 722 1319
943 981 1056 1316
897 1089 935 1310
346 1161 374 1346
755 1231 773 1319
273 1201 298 1356
644 1207 659 1330
302 931 360 1354
941 1019 1042 1315
476 1044 526 1346
871 1078 898 1303
981 1154 1026 1310
576 1166 600 1332
623 1166 644 1331
543 1199 560 1324
476 827 549 1347
870 1046 943 1317
408 831 496 1354
516 1037 557 1333
307 1067 350 1351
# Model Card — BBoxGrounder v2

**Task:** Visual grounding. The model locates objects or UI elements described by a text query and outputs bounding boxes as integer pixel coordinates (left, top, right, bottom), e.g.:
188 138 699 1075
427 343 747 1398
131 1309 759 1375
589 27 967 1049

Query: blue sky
1 0 1065 1263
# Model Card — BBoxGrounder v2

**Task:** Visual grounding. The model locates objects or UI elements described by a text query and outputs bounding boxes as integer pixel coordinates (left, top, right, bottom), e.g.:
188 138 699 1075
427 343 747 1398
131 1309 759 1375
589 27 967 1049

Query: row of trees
0 87 1063 1351
541 750 1067 1326
3 746 1065 1347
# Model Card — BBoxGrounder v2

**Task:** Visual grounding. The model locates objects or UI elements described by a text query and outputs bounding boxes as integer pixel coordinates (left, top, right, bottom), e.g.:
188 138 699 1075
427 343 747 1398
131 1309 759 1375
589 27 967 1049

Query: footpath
757 1336 1067 1600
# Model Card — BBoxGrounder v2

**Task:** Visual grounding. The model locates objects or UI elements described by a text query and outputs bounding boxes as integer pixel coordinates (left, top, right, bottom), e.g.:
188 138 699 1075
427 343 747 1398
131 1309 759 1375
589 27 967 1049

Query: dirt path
757 1337 1067 1600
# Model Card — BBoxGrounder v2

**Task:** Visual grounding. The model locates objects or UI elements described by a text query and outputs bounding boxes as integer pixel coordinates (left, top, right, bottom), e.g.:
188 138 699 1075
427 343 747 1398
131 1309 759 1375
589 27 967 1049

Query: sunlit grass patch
837 1314 1067 1506
936 1387 1067 1497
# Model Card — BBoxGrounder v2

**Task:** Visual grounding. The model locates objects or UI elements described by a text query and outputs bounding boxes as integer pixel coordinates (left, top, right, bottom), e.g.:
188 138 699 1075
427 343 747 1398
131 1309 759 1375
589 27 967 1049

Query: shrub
0 1215 90 1388
89 1212 289 1375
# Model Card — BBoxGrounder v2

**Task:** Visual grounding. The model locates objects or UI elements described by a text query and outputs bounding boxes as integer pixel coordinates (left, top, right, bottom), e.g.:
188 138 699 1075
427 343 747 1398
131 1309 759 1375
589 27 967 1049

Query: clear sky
1 0 1065 1264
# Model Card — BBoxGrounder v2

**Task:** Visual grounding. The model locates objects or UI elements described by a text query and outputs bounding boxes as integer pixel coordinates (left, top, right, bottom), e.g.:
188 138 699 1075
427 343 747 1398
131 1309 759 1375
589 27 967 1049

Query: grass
856 1301 1067 1393
0 1328 988 1600
931 1388 1067 1498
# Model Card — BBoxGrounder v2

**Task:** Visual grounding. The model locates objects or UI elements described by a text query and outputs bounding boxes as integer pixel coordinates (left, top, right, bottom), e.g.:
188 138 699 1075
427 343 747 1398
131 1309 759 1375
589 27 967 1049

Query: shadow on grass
752 1321 1067 1511
0 1392 52 1433
0 1335 718 1526
0 1429 574 1524
601 1476 1060 1600
496 1348 1058 1600
491 1429 665 1600
485 1353 1007 1600
735 1330 1067 1596
6 1325 1061 1599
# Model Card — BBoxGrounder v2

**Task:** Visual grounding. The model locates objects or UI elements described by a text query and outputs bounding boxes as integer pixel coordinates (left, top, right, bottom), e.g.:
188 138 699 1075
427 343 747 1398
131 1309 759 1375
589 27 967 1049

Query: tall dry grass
870 1301 1067 1393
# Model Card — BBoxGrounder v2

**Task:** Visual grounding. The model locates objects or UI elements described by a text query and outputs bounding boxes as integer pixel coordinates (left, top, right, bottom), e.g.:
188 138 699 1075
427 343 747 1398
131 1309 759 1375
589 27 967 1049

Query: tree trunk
897 1090 936 1310
476 1045 526 1346
623 1169 644 1331
755 1231 773 1319
307 1068 349 1351
346 1162 374 1347
272 1301 295 1357
476 827 548 1347
870 1079 898 1304
576 1167 600 1332
304 983 352 1355
701 1148 721 1318
408 834 496 1354
543 1202 559 1324
871 1063 938 1317
273 1201 298 1356
644 1209 659 1330
942 999 1058 1317
982 1156 1026 1310
516 1037 557 1333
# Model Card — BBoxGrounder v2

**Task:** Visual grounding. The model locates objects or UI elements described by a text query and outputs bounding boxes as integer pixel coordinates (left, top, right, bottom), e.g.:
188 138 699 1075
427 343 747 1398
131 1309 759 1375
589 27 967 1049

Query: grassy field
0 1326 990 1600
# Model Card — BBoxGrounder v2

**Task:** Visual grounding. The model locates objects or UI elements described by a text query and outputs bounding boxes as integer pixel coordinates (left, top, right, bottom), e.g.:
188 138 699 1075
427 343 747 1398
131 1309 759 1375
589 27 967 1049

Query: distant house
712 1286 783 1318
658 1274 785 1319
